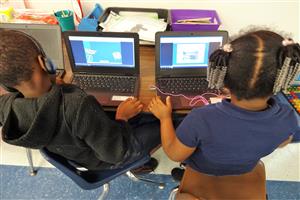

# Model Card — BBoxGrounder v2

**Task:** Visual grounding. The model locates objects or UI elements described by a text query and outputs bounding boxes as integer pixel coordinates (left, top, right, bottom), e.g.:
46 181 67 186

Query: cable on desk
149 85 224 107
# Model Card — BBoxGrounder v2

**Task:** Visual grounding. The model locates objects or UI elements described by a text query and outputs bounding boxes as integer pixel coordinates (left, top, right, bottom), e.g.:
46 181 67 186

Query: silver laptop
0 23 64 71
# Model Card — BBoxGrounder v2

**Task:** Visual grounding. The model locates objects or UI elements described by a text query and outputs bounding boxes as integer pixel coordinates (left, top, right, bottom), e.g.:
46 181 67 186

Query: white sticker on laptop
112 95 133 101
210 97 222 104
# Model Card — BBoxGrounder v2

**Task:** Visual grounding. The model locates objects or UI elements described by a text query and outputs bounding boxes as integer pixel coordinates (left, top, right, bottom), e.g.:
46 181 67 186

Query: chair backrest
40 148 150 190
178 161 266 200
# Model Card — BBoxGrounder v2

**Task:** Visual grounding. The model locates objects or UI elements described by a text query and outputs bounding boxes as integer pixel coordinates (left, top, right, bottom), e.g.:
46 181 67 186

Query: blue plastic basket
78 3 103 31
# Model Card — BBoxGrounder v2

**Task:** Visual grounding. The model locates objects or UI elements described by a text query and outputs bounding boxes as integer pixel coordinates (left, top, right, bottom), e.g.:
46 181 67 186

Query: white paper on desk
100 12 167 42
119 11 159 19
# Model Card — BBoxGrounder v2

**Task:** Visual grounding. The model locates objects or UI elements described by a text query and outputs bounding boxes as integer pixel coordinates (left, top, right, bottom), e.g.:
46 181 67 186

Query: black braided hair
209 49 231 68
209 30 300 100
277 42 300 67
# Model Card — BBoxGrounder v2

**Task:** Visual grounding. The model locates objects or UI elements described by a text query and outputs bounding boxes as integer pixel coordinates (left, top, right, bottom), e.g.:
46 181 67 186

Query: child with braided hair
148 30 300 179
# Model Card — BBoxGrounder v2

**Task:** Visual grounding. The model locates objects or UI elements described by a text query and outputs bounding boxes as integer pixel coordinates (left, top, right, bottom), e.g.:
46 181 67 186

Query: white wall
23 0 300 40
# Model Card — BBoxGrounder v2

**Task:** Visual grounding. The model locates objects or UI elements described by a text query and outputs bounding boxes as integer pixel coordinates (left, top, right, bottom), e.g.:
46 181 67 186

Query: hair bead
207 47 231 90
273 57 292 94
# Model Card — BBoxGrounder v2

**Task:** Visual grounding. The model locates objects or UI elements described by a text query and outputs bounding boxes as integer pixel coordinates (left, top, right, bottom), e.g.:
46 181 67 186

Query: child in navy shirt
149 30 300 176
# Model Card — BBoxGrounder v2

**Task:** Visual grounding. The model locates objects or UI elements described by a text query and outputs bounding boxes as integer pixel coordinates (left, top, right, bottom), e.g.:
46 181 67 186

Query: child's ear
37 55 48 73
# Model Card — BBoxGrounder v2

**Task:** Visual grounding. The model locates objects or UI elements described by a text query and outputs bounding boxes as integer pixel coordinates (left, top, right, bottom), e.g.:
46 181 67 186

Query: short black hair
210 30 300 100
0 30 39 87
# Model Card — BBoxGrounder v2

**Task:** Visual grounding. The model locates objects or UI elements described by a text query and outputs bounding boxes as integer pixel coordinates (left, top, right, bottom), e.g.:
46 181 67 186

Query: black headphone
0 30 57 93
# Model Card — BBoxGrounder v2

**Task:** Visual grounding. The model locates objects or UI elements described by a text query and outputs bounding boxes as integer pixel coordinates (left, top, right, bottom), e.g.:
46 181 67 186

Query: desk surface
62 45 158 112
0 45 164 112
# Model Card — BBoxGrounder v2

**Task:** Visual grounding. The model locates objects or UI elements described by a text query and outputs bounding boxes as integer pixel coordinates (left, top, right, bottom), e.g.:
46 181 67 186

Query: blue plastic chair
40 148 165 199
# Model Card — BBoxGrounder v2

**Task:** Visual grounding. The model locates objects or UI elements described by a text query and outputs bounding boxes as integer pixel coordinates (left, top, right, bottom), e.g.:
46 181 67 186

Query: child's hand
116 98 143 121
56 77 65 85
148 96 172 121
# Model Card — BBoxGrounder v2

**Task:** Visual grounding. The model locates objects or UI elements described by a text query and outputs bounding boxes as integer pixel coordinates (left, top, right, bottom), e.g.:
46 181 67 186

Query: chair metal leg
126 171 165 189
26 148 37 176
98 183 109 200
168 187 179 200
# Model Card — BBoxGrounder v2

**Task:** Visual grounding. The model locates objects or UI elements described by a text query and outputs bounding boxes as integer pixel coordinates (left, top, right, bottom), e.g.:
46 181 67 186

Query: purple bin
170 9 221 31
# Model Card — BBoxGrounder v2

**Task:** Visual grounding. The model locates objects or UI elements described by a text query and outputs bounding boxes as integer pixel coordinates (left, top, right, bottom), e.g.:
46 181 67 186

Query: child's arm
75 96 143 165
278 135 293 148
149 96 196 162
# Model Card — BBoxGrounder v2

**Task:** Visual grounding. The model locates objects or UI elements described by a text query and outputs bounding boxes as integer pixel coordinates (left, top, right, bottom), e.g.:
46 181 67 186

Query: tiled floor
1 134 299 181
1 165 300 200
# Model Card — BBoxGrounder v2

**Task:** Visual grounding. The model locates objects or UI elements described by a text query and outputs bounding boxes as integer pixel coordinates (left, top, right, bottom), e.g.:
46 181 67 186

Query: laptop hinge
125 73 135 76
159 75 171 78
75 72 135 76
162 75 202 78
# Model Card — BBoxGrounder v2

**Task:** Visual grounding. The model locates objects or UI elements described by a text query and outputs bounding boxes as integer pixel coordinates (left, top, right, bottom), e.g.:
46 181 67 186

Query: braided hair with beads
207 30 300 100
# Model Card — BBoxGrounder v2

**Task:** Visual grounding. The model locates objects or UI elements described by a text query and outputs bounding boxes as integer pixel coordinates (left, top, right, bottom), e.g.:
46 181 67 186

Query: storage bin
170 9 221 31
98 7 170 30
78 3 103 31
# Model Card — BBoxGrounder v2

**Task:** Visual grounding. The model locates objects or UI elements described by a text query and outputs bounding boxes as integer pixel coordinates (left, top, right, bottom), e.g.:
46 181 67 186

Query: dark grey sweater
0 84 142 170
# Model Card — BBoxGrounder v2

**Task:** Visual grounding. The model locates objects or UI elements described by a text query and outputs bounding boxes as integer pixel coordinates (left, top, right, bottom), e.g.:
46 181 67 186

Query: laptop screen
0 24 64 70
159 36 223 69
68 36 135 68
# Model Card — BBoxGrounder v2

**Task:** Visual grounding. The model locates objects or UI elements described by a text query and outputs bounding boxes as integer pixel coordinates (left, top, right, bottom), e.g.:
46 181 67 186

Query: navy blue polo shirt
176 98 300 176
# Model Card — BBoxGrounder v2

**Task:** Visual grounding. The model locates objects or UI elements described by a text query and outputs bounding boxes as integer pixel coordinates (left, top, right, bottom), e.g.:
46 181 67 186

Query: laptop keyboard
73 75 136 93
157 77 218 94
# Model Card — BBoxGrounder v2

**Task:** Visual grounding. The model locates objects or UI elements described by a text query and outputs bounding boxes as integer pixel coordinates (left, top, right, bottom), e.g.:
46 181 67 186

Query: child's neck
16 80 52 98
230 95 270 111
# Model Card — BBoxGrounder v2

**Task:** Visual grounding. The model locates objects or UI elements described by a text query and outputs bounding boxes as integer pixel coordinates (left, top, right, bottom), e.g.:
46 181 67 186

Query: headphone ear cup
44 57 56 75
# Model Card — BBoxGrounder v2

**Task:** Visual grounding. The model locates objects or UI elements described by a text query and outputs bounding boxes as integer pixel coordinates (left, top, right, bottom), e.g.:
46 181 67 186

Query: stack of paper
100 11 168 43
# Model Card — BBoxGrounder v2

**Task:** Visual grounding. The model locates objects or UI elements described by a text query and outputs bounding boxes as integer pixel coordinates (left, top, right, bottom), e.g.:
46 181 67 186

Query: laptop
64 31 140 107
0 23 65 73
155 31 228 110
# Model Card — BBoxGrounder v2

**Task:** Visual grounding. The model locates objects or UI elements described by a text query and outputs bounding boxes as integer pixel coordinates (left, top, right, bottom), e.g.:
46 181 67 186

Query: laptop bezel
64 31 140 76
155 31 228 78
0 23 64 70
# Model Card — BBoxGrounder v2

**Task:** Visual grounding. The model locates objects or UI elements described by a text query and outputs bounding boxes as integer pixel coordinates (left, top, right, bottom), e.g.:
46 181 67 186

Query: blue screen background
171 43 209 68
160 37 221 69
70 39 134 68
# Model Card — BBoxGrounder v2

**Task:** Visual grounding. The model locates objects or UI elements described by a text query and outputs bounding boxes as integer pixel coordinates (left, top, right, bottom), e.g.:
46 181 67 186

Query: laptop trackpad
160 95 206 110
179 97 205 107
179 97 191 107
88 92 110 104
